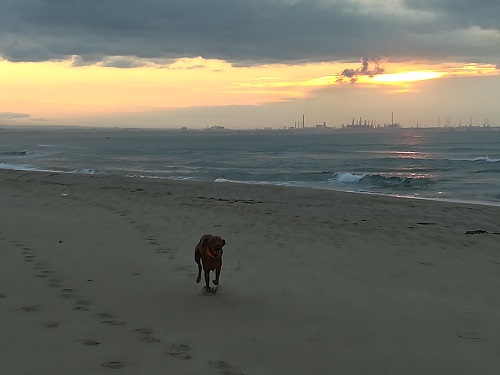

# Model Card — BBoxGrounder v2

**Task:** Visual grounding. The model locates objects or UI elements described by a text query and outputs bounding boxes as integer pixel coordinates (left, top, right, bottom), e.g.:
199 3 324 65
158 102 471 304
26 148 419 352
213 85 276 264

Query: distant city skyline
1 1 499 129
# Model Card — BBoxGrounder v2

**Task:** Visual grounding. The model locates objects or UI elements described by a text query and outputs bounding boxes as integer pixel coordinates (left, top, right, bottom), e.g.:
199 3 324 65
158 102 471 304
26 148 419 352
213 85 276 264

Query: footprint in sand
140 336 161 343
75 306 91 312
48 278 63 288
201 287 218 296
167 343 192 360
135 225 149 233
60 288 78 298
19 304 42 312
134 328 160 343
40 321 60 328
101 320 126 327
209 360 246 375
155 248 175 259
101 361 125 369
96 312 114 319
78 339 101 346
156 248 172 254
457 332 482 340
134 328 153 335
0 293 6 299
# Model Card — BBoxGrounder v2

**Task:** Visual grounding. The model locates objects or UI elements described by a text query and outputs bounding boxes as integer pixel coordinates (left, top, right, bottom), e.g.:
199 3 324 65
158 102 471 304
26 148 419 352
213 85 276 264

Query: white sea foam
126 174 194 181
0 162 37 171
452 156 500 162
330 172 366 183
73 168 99 174
473 156 500 162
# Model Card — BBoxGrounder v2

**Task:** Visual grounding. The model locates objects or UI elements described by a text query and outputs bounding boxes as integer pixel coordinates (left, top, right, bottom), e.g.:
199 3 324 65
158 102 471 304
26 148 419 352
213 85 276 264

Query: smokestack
302 115 305 129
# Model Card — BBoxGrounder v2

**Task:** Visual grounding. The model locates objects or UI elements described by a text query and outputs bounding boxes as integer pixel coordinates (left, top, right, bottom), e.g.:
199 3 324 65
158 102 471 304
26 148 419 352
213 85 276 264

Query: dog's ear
201 236 210 248
221 239 226 248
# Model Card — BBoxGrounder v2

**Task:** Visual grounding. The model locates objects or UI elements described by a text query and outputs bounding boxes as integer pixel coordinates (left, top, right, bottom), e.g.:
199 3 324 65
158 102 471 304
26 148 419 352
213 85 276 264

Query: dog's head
207 235 225 254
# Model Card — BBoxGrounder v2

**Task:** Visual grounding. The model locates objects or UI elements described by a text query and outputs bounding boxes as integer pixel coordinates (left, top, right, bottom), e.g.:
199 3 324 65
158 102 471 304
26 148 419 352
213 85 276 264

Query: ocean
1 127 500 206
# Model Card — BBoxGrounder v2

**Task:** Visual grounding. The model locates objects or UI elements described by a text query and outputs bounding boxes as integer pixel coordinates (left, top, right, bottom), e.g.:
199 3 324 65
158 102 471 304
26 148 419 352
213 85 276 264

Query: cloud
0 112 47 123
0 0 499 65
0 112 31 119
338 57 385 84
403 0 500 30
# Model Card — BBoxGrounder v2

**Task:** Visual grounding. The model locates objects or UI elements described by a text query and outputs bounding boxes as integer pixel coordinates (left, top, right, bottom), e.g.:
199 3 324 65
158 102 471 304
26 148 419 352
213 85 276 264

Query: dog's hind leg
194 248 202 283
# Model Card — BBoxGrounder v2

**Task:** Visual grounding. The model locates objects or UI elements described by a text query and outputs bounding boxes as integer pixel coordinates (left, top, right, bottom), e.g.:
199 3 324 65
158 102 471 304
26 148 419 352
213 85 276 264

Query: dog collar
207 249 219 258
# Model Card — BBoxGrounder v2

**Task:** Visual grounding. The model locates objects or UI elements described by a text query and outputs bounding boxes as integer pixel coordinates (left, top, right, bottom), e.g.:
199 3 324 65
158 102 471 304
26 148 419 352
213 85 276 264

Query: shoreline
2 166 500 208
2 128 500 209
1 168 500 374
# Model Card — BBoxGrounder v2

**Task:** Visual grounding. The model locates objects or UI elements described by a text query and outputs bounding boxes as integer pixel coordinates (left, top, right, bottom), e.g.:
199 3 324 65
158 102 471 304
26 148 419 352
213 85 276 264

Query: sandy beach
1 168 500 375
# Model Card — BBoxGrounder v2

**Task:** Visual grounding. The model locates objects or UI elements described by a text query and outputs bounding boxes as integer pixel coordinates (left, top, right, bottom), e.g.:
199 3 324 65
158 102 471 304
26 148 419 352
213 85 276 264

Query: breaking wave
452 156 500 163
329 172 434 189
0 150 37 157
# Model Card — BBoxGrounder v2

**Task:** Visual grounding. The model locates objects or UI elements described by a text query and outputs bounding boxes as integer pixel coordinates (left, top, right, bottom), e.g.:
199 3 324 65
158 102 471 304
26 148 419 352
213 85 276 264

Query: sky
1 0 499 129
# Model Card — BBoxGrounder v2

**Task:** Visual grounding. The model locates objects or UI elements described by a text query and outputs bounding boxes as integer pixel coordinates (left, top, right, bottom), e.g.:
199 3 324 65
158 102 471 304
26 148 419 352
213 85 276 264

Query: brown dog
194 234 225 291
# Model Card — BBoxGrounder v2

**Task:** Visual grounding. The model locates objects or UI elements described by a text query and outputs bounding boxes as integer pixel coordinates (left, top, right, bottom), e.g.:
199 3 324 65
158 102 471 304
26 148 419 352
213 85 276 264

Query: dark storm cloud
0 0 499 65
403 0 500 30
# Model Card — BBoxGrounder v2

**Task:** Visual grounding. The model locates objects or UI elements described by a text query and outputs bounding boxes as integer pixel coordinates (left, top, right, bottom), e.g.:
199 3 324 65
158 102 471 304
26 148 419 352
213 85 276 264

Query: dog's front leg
213 268 221 285
204 271 212 291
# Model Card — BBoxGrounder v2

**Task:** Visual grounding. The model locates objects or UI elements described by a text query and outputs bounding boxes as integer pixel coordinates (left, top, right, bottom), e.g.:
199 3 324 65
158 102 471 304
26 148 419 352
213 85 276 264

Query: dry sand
1 169 500 375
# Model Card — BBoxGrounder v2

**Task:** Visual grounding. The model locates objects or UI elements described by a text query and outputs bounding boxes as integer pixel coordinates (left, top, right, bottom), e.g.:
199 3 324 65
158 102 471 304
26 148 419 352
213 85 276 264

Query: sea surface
1 127 500 206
